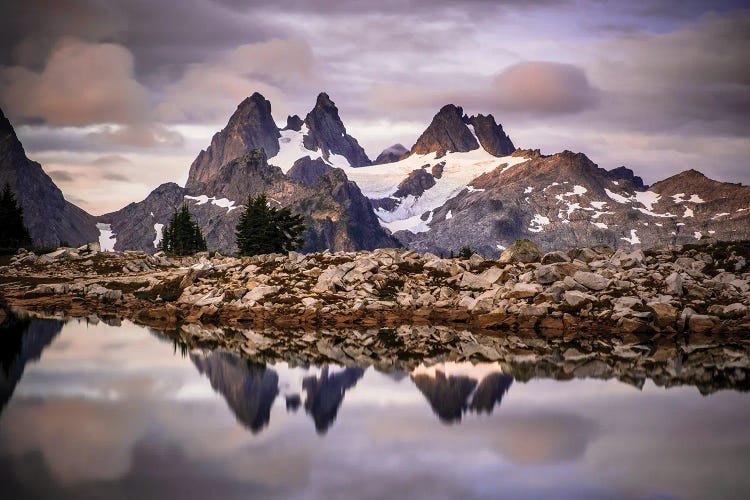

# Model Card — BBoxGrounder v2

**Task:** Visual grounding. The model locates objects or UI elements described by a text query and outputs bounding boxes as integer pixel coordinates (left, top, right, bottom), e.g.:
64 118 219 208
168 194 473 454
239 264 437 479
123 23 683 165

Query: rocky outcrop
607 166 645 190
302 93 371 167
409 104 478 157
303 366 364 433
467 114 515 157
186 93 281 190
283 114 303 132
393 167 436 198
374 144 409 164
0 108 98 246
287 156 332 186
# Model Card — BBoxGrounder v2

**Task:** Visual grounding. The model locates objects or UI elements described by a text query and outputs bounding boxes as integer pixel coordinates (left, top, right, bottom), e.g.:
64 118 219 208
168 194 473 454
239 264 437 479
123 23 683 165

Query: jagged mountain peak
302 92 370 167
467 113 515 157
186 92 281 190
410 104 479 157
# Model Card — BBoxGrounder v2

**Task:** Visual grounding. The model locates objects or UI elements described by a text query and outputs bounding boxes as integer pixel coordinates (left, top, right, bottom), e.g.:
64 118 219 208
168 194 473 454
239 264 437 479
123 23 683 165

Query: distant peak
283 114 303 132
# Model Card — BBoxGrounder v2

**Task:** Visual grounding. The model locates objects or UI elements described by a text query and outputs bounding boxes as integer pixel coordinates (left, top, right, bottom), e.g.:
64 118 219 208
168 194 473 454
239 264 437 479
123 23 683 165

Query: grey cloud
90 154 132 166
101 171 130 182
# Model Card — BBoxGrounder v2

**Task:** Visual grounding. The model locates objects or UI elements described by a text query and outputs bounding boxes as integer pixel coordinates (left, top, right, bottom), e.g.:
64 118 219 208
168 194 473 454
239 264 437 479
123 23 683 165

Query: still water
1 317 749 499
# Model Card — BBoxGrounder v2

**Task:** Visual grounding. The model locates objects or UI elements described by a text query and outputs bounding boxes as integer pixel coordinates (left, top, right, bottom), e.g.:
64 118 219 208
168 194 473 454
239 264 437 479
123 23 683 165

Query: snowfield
343 150 528 233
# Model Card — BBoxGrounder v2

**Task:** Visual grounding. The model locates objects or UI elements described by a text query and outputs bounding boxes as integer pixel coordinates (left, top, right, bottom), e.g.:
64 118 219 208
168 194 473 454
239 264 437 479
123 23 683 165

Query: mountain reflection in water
2 317 750 499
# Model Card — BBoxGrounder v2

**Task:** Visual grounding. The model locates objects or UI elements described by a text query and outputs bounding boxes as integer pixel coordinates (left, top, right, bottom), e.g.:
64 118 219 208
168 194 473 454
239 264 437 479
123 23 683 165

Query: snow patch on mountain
184 195 240 212
153 223 164 249
96 223 116 252
621 229 641 245
529 214 551 233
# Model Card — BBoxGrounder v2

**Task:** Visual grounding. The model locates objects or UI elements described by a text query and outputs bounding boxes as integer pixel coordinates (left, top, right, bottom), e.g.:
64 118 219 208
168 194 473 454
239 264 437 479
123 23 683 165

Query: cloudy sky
1 0 748 214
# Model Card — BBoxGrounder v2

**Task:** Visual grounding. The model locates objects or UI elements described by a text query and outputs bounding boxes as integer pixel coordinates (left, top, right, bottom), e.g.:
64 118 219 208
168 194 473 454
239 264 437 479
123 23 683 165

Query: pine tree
235 194 305 256
0 183 32 255
160 203 207 256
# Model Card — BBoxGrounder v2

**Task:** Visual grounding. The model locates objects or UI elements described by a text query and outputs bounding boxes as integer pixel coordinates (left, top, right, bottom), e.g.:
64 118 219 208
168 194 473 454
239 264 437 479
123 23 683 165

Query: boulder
244 285 280 303
541 251 571 264
536 265 561 284
572 271 610 291
563 290 596 308
648 303 678 328
498 239 541 264
510 283 542 299
665 272 683 296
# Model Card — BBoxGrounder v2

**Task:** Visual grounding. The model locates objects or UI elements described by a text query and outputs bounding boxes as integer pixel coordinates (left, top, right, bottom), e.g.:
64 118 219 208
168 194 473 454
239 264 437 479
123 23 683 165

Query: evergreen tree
235 194 305 256
0 183 32 255
458 246 474 259
160 203 207 256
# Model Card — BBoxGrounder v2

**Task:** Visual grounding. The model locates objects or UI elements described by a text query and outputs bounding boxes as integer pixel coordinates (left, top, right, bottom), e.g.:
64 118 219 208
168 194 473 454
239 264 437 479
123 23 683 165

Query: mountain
103 94 398 254
102 150 398 253
100 92 750 256
373 144 408 165
0 109 98 246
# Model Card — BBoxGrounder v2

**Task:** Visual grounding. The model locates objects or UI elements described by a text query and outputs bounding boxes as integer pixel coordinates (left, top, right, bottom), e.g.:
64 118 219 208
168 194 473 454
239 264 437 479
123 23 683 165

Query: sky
0 0 748 215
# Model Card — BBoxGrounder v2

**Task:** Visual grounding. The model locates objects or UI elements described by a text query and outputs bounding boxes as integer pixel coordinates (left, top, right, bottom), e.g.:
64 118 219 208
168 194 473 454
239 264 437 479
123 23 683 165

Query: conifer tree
160 203 207 256
235 194 305 256
0 183 32 254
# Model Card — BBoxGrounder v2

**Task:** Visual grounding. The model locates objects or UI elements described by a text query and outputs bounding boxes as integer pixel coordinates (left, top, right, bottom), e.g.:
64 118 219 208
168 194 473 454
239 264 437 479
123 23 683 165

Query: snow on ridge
605 188 631 204
684 207 694 217
712 212 730 219
153 223 164 249
524 186 533 194
605 189 675 217
592 222 608 229
445 209 453 220
184 194 240 212
96 223 116 252
688 194 705 203
347 151 528 233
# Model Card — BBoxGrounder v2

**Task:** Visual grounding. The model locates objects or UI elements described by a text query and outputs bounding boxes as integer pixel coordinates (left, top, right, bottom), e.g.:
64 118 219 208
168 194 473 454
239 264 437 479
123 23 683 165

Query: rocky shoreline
2 239 750 337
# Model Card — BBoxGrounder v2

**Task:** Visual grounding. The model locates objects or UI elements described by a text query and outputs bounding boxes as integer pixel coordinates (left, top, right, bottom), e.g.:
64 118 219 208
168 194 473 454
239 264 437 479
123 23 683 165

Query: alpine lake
1 313 749 500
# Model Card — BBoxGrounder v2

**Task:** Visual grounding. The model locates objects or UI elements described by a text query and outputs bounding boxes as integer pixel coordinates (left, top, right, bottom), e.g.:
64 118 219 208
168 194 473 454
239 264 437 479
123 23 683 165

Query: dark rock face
302 93 371 167
373 144 408 164
608 166 645 190
191 351 279 434
100 182 187 253
410 104 479 157
287 156 333 186
0 109 97 246
393 167 436 198
467 114 515 157
104 150 399 254
186 93 281 190
283 114 304 132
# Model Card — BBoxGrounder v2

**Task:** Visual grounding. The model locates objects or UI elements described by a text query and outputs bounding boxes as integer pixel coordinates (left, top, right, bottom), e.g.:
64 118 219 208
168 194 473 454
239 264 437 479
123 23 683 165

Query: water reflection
0 317 61 415
1 317 750 499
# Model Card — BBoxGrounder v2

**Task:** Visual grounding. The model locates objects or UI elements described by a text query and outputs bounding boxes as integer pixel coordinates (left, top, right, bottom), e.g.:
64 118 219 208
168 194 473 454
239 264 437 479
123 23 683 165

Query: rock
648 303 678 328
572 271 610 291
459 272 493 290
541 251 571 264
721 303 748 318
536 265 561 284
301 297 320 308
510 283 542 299
498 239 541 264
563 290 596 308
665 272 683 296
688 314 717 334
244 285 280 303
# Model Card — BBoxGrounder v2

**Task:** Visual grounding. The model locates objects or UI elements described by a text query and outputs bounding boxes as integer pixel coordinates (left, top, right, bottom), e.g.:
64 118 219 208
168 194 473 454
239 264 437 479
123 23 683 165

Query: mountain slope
0 109 98 246
102 150 398 253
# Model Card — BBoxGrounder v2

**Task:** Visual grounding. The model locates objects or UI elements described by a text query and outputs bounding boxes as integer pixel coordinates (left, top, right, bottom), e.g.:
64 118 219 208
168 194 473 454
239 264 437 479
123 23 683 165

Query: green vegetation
160 203 207 256
0 184 32 255
235 194 305 256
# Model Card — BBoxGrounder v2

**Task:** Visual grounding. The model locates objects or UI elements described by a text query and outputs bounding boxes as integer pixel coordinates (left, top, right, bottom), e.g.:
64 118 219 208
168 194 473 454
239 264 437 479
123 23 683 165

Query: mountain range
2 92 749 256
